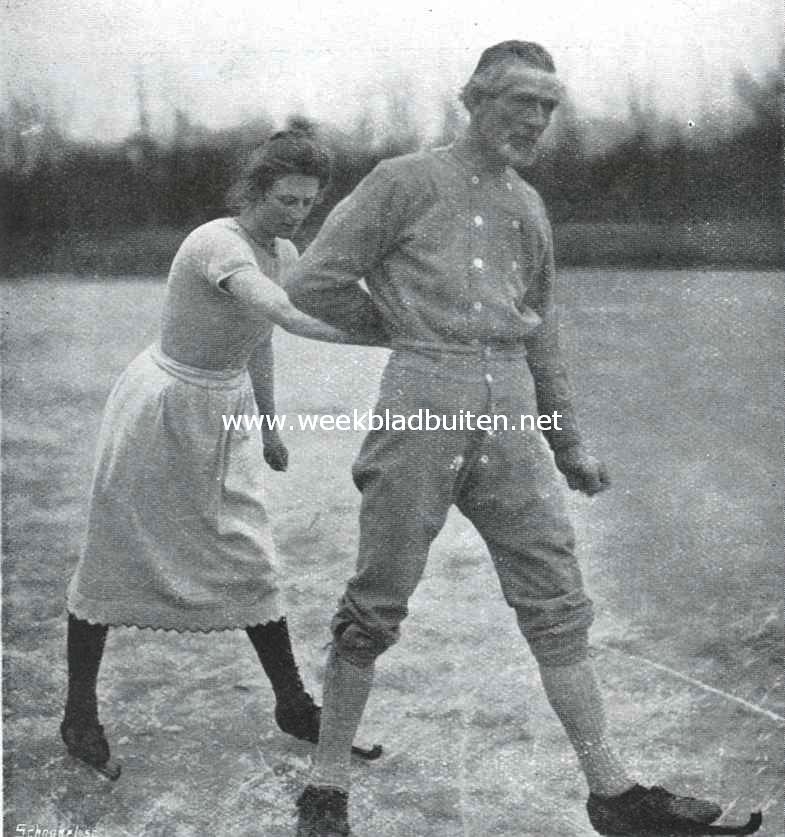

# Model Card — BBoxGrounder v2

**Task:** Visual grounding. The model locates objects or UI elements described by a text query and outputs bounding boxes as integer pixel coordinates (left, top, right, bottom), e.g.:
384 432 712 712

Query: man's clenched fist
554 445 610 496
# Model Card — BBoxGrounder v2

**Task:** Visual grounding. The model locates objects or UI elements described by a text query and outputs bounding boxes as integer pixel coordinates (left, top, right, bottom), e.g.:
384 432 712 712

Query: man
286 41 762 837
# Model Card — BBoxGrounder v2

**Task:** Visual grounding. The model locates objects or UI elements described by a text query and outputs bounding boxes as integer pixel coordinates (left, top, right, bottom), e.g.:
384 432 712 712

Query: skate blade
603 810 763 837
696 811 762 836
69 753 122 781
96 757 122 781
351 743 383 761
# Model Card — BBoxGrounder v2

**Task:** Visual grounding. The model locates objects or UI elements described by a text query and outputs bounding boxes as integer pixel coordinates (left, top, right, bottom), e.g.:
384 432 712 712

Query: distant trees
1 55 781 272
526 56 783 224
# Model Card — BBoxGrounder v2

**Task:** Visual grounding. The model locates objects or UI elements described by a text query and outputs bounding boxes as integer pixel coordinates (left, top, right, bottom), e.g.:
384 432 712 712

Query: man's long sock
539 659 635 798
309 646 375 792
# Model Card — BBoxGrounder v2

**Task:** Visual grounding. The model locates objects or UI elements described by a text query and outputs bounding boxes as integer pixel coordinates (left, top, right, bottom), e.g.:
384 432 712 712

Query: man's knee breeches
330 598 400 667
329 524 596 669
329 352 595 668
484 519 595 666
514 592 595 666
329 585 594 668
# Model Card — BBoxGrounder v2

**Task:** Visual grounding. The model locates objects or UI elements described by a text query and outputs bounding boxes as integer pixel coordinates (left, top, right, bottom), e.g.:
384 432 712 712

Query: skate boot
60 716 121 780
296 785 352 837
587 783 761 835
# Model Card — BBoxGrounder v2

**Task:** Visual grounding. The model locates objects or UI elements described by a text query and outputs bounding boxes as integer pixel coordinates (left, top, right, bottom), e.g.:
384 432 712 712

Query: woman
62 130 385 779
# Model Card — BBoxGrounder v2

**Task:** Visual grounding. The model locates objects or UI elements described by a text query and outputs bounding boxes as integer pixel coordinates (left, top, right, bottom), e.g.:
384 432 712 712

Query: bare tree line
1 59 781 273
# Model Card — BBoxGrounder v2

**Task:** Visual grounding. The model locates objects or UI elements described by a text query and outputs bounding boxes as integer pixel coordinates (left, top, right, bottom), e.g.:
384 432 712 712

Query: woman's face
249 174 320 239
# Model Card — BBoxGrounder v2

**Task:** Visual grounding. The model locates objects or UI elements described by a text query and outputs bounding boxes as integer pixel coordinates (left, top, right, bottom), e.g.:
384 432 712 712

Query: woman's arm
247 335 276 419
247 337 289 471
223 269 385 346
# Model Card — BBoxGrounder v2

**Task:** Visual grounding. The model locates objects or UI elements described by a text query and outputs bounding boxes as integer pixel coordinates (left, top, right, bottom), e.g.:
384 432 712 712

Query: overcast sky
2 0 781 142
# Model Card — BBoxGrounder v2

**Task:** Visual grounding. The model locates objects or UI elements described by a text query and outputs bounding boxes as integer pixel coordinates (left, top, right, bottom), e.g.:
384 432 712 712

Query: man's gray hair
460 40 557 112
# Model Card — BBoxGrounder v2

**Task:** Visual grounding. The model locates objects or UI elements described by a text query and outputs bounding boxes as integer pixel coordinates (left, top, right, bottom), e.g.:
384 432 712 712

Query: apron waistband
149 343 249 389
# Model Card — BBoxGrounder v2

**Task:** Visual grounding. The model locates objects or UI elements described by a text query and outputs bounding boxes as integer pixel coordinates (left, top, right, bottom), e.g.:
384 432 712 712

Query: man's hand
262 431 289 472
554 445 610 496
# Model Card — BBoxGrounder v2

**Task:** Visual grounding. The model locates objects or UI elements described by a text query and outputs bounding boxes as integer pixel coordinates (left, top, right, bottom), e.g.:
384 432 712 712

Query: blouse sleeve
199 223 260 294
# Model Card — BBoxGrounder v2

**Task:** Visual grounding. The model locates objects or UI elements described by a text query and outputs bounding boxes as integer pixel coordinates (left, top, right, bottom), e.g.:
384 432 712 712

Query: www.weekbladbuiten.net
222 409 563 434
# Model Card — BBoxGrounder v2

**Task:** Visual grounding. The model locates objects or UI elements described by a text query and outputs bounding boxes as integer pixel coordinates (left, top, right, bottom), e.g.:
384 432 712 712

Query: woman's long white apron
67 343 283 631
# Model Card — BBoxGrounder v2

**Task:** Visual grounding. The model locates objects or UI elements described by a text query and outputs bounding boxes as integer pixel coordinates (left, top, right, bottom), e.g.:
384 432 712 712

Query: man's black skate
60 718 122 780
587 784 762 836
296 785 352 837
275 691 382 760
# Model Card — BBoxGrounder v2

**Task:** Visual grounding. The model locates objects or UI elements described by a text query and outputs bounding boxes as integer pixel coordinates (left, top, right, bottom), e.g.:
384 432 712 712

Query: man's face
472 63 560 168
252 174 320 239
